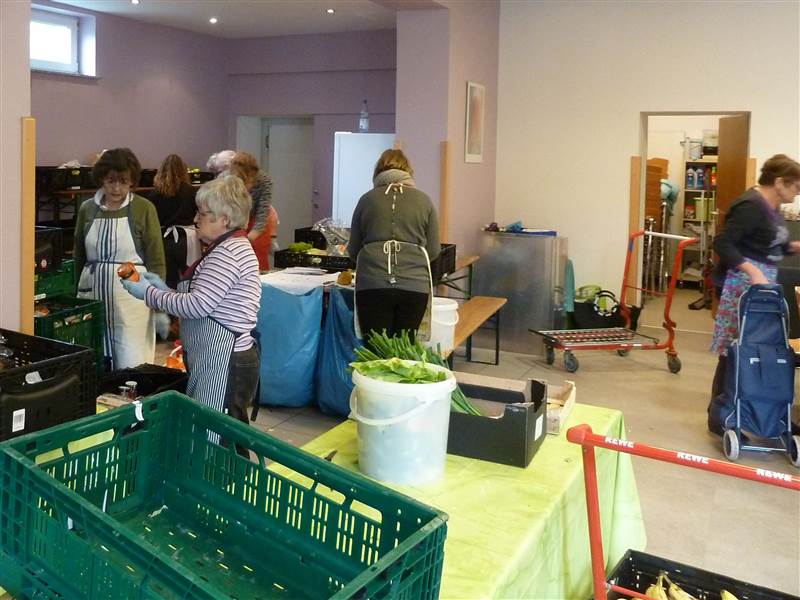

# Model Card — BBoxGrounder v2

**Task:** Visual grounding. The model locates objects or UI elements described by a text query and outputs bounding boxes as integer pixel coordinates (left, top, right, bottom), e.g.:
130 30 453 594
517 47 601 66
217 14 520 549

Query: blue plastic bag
256 284 323 407
316 287 362 416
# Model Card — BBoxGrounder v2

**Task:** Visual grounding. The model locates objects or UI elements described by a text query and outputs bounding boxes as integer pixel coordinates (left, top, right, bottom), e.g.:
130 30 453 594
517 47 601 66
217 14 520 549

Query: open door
715 113 750 228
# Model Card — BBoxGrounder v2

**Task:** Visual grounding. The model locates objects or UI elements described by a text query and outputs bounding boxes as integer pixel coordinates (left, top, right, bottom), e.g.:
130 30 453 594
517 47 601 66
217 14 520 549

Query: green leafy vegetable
350 358 447 384
353 331 483 416
287 241 313 253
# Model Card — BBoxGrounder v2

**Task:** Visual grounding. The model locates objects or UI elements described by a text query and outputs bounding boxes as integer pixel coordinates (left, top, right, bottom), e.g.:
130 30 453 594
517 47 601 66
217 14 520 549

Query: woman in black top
708 154 800 434
148 154 199 289
149 154 197 227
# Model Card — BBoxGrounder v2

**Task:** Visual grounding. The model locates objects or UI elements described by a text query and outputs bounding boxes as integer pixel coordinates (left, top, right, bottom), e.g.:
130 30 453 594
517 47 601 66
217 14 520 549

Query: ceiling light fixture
131 0 140 4
326 8 335 14
209 17 218 24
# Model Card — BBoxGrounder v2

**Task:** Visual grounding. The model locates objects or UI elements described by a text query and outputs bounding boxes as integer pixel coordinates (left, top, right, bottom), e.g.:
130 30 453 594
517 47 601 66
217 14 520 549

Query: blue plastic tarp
256 283 323 407
315 287 362 417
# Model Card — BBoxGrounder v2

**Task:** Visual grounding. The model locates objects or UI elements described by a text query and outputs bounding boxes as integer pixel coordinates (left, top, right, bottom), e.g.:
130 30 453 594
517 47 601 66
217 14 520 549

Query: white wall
0 1 31 329
497 1 800 289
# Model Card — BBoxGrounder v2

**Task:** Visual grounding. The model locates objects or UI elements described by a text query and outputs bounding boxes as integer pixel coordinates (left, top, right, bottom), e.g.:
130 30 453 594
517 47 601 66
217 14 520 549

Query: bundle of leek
354 331 482 416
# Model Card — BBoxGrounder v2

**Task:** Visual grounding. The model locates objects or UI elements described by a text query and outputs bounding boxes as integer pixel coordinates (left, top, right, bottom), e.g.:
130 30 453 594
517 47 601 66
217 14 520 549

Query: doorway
235 116 313 252
636 112 751 332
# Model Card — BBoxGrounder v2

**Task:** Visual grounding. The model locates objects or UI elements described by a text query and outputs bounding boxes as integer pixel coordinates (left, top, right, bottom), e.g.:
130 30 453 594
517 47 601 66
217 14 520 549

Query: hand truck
567 424 800 600
531 230 698 374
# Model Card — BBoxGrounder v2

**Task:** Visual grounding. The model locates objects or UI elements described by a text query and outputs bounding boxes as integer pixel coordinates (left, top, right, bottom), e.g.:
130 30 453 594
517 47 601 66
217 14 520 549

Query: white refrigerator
331 132 395 225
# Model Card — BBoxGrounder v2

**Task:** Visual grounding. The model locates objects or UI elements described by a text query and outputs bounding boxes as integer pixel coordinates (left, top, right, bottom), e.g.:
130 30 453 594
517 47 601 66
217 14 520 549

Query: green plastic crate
0 392 448 599
34 295 104 370
34 259 76 300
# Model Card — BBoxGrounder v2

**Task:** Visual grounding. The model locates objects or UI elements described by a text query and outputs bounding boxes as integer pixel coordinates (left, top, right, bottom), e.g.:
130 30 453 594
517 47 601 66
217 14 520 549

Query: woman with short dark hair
73 147 165 370
708 153 800 434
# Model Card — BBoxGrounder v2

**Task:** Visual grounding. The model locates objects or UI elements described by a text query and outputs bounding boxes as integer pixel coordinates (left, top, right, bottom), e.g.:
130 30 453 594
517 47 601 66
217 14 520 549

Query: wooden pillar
627 156 641 306
439 141 450 243
19 117 35 334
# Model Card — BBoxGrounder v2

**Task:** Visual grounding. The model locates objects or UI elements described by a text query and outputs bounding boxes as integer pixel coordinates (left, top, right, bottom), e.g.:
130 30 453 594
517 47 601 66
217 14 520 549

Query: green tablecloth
301 403 647 600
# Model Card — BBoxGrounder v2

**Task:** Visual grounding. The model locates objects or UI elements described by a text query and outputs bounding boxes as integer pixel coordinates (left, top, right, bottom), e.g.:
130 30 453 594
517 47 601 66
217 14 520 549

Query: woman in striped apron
73 148 166 370
122 175 262 455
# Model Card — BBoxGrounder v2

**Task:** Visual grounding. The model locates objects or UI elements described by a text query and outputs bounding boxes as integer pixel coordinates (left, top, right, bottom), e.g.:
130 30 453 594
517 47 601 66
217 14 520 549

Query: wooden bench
445 295 508 366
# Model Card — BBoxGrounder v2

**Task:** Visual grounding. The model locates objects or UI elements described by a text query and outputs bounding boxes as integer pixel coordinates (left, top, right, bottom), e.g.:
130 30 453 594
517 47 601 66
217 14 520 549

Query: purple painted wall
32 15 397 224
396 3 498 256
32 7 227 169
225 30 397 222
395 10 450 209
444 0 499 254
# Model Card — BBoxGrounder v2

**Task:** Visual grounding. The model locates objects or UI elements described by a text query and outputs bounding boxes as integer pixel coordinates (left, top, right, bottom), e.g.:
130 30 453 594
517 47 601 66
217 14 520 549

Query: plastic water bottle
358 99 370 133
686 167 695 189
695 167 705 189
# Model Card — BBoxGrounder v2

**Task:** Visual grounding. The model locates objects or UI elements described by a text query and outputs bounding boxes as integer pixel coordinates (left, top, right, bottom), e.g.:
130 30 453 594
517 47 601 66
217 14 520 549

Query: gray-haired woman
122 175 262 455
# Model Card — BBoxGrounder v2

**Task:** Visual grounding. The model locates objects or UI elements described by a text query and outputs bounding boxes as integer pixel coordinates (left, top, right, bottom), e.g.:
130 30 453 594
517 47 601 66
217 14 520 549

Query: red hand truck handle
566 424 800 600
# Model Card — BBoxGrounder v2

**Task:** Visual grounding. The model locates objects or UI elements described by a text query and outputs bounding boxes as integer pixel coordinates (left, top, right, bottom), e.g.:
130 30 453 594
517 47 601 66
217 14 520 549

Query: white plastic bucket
350 361 456 485
427 297 459 355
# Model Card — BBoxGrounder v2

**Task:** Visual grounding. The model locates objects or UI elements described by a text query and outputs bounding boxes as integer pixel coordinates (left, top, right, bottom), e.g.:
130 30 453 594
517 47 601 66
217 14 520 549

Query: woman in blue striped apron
122 175 262 456
73 148 166 370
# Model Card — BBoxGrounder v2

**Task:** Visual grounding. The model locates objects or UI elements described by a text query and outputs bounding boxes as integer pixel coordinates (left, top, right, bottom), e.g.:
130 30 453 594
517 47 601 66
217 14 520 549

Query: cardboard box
448 371 547 468
546 380 576 435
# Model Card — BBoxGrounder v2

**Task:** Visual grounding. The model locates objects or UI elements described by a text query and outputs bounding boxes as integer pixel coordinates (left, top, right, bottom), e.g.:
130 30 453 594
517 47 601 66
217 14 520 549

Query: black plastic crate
605 550 798 600
36 166 67 194
79 166 96 189
188 170 214 184
98 363 187 397
34 226 64 273
294 226 328 250
274 249 355 271
0 328 96 441
138 168 157 188
431 243 456 282
36 220 75 259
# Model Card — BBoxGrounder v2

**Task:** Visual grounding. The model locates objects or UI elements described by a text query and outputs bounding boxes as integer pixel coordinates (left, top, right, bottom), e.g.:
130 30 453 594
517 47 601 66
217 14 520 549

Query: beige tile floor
155 293 800 596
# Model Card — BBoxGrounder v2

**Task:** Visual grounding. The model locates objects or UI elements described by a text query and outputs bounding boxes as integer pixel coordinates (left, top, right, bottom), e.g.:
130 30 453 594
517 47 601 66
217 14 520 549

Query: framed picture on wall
465 81 485 163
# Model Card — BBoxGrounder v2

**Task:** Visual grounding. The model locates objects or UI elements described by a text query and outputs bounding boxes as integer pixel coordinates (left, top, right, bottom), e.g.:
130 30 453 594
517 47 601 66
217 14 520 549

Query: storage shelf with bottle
680 156 717 284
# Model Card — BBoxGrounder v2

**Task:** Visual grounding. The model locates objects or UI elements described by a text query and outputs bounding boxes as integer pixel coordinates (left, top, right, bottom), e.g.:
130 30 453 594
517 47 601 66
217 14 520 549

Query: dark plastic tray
274 249 356 271
98 363 187 397
34 226 64 273
604 550 799 600
0 328 96 441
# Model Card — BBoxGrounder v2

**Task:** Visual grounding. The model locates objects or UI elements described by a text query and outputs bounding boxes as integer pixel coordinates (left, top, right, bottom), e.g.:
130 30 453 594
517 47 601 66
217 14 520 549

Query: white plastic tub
350 361 456 485
427 297 459 355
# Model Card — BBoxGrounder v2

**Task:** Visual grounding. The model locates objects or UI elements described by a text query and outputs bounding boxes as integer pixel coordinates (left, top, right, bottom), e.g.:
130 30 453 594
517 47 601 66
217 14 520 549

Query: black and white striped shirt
146 236 261 351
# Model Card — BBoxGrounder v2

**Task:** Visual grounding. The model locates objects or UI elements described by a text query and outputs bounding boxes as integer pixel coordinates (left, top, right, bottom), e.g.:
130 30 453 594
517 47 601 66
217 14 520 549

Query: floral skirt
710 260 777 355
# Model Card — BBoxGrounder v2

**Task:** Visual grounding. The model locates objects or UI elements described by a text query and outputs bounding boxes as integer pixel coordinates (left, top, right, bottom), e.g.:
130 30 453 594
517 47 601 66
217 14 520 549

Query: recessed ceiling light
209 17 218 24
131 0 140 4
326 8 335 14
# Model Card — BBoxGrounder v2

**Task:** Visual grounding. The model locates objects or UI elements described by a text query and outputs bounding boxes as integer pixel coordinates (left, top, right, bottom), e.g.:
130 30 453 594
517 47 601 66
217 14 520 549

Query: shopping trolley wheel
545 345 555 365
723 429 740 461
617 349 630 357
667 354 681 374
789 434 800 468
564 351 579 373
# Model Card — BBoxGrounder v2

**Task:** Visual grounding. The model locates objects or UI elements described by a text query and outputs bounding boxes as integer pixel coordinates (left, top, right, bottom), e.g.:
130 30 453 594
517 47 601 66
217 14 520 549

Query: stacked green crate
0 393 448 600
33 259 76 300
34 296 104 371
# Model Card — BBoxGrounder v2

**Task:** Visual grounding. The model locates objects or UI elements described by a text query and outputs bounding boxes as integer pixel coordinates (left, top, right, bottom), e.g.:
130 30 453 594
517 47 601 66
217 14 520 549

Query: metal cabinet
473 231 568 354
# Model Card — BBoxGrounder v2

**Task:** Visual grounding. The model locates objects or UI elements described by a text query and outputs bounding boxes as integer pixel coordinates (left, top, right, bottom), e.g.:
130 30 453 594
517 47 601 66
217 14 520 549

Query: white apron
354 240 434 341
76 195 155 369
